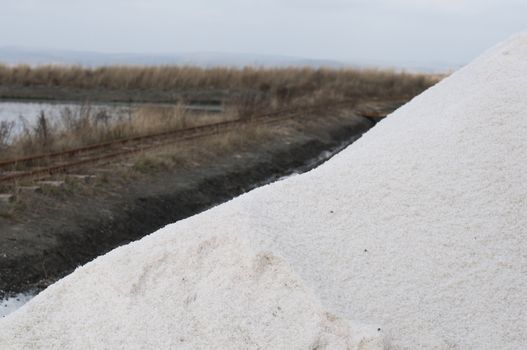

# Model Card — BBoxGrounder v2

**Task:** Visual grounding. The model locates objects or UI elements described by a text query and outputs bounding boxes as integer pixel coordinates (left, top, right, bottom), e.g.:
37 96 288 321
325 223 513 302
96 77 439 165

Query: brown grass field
0 64 434 100
0 64 439 159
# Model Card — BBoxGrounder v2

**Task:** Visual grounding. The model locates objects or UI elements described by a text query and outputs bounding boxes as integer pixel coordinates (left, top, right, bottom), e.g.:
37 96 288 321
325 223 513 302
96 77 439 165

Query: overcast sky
1 0 526 68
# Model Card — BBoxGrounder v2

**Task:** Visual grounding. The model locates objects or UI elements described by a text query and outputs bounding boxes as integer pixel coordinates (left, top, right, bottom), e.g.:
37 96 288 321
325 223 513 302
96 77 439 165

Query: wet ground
1 293 33 318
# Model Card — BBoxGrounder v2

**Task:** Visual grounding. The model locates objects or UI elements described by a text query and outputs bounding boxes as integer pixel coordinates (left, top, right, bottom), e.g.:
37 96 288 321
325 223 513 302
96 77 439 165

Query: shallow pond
1 292 35 318
0 100 223 141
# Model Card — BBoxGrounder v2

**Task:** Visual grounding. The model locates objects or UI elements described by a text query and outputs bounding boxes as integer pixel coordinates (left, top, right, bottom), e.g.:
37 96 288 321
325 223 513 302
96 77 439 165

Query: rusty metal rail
0 100 359 170
0 100 365 183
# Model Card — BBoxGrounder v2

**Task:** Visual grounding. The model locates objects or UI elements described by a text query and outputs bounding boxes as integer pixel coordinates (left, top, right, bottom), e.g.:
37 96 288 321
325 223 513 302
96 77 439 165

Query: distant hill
0 46 458 73
0 47 349 69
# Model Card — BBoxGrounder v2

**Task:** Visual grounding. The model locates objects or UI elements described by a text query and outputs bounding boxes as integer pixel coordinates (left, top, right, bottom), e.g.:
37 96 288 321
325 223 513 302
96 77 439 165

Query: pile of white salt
1 34 526 349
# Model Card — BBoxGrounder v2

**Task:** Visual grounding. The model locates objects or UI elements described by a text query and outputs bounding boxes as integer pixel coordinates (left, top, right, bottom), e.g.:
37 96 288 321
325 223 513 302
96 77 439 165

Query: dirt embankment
0 85 226 104
0 104 400 296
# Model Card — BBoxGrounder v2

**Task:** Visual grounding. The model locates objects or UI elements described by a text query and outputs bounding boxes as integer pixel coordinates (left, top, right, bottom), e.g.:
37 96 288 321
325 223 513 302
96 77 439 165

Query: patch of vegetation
0 64 434 100
133 157 169 173
0 64 439 161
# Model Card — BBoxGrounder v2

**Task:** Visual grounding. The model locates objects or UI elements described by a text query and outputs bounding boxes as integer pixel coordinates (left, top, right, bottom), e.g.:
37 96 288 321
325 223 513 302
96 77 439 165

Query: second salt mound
0 231 382 349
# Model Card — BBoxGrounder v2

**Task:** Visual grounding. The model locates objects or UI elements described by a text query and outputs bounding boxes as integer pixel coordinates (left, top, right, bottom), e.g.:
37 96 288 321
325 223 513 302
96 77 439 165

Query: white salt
0 232 382 349
1 33 527 349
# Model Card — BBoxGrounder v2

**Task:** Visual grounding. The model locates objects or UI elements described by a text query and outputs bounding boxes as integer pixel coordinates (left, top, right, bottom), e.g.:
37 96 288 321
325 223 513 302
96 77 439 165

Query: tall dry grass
2 103 237 160
0 64 434 102
0 64 438 160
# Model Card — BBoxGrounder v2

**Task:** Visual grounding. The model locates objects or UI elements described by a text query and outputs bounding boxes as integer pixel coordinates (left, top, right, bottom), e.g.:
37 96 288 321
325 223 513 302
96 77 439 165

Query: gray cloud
0 0 525 69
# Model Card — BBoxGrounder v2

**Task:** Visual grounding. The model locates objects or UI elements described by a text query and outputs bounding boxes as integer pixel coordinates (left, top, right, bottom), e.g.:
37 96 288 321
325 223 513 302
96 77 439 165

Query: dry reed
0 64 434 102
0 64 438 160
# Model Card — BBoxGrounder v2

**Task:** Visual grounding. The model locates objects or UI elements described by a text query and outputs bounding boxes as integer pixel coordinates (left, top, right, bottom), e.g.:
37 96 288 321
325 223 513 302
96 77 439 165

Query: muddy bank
0 108 391 297
0 85 233 104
